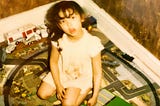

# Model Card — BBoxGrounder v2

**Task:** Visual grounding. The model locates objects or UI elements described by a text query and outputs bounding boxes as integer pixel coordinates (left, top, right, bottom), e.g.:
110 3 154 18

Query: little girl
37 1 104 106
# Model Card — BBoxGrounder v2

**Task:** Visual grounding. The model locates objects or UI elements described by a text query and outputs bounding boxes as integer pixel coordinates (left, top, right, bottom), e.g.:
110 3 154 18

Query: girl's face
57 8 83 38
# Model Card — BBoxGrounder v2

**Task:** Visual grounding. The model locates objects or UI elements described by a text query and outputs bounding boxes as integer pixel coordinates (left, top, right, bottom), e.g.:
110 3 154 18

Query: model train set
0 25 159 105
0 0 160 105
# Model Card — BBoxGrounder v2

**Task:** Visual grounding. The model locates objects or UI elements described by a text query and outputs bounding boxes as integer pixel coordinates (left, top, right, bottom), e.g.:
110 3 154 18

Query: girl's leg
62 87 81 106
37 81 56 99
62 87 91 106
76 88 91 105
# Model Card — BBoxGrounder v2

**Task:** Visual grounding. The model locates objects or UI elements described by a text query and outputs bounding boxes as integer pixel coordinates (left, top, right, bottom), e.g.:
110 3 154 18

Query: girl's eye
71 16 75 19
60 20 65 23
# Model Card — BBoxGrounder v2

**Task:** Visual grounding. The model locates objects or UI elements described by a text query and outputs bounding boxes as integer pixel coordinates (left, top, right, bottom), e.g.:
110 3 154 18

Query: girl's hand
87 97 97 106
56 85 66 101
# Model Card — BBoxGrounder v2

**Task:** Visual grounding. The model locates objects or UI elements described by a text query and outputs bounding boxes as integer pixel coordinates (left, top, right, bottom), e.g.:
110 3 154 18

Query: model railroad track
3 48 49 106
3 45 160 106
101 48 160 106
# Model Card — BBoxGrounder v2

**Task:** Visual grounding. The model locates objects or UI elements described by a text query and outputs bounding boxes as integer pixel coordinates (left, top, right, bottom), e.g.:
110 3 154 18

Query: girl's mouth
69 28 76 34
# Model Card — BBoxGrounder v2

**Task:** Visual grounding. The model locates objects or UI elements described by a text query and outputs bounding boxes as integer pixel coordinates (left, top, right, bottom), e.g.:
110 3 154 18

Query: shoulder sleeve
51 38 63 51
51 41 58 47
51 34 63 48
89 36 104 57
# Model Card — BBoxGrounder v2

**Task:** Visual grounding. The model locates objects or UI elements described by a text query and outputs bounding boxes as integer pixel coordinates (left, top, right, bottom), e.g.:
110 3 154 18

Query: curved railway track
3 45 160 106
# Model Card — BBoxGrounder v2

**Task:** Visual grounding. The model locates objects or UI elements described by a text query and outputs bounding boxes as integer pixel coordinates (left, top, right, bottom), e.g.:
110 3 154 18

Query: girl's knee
61 87 81 106
37 89 51 99
37 82 55 99
62 99 77 106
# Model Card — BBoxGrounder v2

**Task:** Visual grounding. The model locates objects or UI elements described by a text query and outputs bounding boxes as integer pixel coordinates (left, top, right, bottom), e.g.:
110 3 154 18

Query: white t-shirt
43 29 104 94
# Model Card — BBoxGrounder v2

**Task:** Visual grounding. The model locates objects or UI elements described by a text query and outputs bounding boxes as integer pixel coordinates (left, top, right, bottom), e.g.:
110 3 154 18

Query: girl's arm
50 44 65 100
88 52 102 106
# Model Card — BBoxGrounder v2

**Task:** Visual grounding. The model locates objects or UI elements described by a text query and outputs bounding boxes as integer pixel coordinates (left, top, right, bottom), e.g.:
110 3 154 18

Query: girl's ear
81 14 85 22
81 18 85 22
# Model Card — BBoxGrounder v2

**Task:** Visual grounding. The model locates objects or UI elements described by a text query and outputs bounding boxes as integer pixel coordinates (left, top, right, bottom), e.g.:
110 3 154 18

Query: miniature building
4 24 48 53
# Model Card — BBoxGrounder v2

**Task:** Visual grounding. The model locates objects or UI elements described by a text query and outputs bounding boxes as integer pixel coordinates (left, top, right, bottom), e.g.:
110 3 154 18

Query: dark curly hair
45 1 85 41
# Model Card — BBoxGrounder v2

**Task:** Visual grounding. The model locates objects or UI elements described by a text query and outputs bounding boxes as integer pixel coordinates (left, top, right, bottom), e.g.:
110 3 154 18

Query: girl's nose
66 20 72 27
